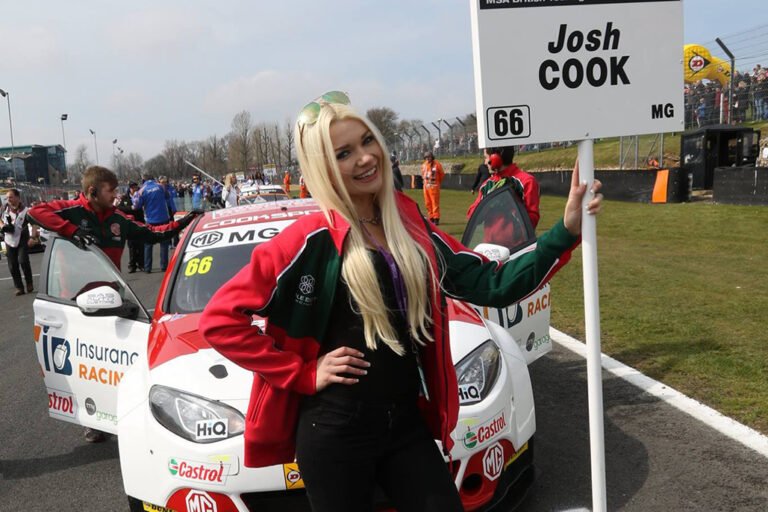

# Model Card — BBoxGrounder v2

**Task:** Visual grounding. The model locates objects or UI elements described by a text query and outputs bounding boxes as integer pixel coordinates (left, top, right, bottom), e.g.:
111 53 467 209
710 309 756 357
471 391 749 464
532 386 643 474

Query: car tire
127 496 144 512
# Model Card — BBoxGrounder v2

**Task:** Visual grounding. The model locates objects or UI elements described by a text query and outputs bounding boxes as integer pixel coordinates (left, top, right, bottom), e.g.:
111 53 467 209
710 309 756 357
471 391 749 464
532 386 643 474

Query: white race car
33 186 553 511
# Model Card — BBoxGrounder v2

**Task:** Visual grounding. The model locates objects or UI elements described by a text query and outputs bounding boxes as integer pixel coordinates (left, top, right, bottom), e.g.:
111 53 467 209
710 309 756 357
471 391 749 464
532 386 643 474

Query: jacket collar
324 193 428 255
77 192 115 222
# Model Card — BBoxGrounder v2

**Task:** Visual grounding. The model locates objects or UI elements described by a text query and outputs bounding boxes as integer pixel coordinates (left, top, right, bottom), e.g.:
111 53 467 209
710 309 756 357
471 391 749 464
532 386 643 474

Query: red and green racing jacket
199 193 578 468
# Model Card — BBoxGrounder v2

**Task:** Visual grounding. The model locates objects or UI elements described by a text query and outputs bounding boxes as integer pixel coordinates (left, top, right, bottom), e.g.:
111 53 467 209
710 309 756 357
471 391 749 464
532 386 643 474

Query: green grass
405 189 768 433
418 120 768 172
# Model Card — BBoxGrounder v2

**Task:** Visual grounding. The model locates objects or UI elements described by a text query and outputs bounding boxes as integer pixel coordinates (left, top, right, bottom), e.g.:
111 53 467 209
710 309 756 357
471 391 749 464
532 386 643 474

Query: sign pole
577 138 607 512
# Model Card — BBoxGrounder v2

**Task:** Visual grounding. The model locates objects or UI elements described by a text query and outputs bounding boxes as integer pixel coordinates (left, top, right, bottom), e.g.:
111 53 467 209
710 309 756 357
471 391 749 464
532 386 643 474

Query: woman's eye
336 150 349 160
363 135 375 145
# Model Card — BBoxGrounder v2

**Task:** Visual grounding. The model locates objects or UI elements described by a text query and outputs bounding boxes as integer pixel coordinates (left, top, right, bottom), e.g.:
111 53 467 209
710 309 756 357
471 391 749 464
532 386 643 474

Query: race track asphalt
0 248 766 511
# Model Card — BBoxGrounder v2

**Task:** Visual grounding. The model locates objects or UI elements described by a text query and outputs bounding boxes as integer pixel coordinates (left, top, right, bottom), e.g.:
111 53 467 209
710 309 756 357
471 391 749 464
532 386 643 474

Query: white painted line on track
550 327 768 460
0 273 40 281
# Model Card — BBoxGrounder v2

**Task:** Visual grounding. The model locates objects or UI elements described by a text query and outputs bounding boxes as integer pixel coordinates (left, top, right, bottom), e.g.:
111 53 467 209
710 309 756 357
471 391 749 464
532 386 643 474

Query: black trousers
295 396 463 512
127 240 144 271
7 242 32 291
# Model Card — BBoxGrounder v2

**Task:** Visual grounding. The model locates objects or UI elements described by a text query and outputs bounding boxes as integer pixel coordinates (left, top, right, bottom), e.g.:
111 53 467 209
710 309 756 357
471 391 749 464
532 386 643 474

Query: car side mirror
76 285 137 319
473 243 511 263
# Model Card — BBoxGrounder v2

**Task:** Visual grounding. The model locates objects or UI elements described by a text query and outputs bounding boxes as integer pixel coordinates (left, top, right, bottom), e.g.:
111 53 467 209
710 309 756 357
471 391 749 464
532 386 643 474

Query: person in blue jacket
136 173 173 273
190 174 205 210
212 181 224 208
159 176 179 249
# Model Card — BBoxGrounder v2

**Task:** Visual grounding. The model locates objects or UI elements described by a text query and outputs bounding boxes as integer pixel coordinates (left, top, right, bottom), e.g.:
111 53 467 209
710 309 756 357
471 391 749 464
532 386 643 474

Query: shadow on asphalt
517 352 652 511
0 439 119 480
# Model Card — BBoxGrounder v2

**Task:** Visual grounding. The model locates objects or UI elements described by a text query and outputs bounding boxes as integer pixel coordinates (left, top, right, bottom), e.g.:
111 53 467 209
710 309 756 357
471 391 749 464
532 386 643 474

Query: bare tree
274 123 282 170
144 154 169 178
366 107 399 145
69 144 91 182
283 118 295 168
124 153 144 181
229 110 254 173
199 135 228 176
162 140 193 179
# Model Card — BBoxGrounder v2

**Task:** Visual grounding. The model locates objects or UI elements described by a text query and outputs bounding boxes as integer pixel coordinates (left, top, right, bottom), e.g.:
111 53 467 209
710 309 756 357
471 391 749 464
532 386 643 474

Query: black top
471 163 490 192
318 250 420 404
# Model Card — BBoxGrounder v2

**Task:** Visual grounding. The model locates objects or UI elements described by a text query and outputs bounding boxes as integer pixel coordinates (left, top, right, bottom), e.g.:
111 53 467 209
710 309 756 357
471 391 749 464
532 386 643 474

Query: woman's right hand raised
315 346 370 392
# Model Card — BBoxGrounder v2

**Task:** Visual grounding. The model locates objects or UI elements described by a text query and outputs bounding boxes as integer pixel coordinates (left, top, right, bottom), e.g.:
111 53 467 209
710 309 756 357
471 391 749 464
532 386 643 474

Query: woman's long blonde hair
295 102 436 355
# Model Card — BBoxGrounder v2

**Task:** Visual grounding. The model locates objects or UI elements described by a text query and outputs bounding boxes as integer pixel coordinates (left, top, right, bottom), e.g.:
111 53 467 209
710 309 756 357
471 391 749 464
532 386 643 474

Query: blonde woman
222 173 240 208
200 91 602 512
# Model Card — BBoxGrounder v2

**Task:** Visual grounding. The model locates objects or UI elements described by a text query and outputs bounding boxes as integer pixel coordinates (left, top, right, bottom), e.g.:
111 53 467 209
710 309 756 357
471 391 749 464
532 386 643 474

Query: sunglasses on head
297 90 350 127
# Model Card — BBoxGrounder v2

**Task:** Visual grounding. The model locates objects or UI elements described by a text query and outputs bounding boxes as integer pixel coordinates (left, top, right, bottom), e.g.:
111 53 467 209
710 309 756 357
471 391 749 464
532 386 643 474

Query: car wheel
127 496 144 512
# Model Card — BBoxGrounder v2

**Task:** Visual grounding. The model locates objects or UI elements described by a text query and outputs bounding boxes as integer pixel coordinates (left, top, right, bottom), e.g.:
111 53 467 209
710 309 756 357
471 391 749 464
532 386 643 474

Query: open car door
33 236 151 434
461 184 554 364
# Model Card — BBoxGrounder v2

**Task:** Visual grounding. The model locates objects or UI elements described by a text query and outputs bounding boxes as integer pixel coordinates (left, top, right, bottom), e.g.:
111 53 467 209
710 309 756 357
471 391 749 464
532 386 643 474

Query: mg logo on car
186 490 217 512
483 442 504 481
191 231 223 248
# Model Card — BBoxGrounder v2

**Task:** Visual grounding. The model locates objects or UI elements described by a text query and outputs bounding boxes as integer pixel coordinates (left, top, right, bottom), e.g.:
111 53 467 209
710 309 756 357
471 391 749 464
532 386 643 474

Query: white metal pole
719 91 725 124
184 159 223 186
577 139 607 512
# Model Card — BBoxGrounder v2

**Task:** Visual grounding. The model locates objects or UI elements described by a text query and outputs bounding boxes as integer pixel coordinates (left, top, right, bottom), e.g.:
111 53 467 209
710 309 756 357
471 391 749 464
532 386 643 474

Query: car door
33 236 151 434
461 184 553 364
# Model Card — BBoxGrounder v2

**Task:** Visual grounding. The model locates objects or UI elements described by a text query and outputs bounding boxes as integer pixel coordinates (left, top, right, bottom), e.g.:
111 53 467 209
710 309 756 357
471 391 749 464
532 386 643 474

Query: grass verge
404 188 768 434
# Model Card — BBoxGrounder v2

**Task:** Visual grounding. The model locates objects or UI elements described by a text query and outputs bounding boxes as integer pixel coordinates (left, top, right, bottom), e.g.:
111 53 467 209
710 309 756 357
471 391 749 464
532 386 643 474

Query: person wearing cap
420 152 444 224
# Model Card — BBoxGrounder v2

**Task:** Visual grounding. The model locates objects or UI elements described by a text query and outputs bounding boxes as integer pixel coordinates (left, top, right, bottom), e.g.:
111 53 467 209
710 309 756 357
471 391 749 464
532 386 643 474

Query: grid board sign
469 0 684 147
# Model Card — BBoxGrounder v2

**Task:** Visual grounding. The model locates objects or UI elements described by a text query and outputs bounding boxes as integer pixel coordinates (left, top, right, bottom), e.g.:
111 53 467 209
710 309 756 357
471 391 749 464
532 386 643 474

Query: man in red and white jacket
29 166 200 272
467 146 540 228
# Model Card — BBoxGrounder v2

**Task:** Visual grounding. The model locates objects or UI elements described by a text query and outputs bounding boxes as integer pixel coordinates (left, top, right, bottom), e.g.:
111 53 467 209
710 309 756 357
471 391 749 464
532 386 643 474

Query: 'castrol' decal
48 388 77 418
456 410 508 449
168 458 230 486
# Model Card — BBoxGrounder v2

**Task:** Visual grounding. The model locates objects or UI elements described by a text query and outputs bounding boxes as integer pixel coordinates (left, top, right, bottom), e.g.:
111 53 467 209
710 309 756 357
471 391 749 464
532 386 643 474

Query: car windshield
168 243 258 313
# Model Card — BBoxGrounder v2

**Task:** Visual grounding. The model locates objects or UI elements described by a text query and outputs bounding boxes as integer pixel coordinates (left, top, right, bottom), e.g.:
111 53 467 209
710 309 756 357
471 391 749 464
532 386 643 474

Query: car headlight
454 339 501 406
149 385 245 443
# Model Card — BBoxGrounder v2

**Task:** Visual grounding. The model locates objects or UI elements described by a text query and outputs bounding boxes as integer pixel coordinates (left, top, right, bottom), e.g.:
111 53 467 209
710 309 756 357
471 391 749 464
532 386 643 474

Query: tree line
66 107 478 184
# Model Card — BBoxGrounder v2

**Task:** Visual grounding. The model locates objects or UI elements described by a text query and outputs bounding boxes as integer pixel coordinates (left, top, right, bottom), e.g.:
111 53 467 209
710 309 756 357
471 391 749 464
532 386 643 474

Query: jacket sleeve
27 200 80 238
121 211 180 243
431 219 578 308
199 239 317 395
166 191 176 215
525 178 541 228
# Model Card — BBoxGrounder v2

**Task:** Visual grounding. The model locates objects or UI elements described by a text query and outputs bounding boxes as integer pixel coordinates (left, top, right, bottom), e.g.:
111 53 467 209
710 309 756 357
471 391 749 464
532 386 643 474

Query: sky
0 0 766 163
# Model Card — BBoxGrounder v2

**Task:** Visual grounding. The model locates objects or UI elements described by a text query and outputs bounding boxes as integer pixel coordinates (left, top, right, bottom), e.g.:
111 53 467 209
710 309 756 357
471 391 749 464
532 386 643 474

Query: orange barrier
652 169 670 203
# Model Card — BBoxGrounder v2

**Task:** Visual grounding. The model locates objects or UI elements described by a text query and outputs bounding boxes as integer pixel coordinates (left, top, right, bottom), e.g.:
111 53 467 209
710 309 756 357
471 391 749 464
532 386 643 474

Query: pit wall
406 168 688 204
712 167 768 205
404 166 768 204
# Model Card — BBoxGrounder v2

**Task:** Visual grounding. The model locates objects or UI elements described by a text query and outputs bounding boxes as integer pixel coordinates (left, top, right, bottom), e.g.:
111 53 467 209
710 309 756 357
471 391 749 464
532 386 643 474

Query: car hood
148 312 254 405
147 302 492 389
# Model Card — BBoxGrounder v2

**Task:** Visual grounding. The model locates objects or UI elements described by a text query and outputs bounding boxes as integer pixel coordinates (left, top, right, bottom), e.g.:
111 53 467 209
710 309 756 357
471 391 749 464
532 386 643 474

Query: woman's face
329 118 384 204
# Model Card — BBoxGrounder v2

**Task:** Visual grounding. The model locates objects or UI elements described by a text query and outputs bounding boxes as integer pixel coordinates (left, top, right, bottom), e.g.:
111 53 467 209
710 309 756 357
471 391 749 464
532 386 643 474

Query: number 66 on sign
487 105 531 140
